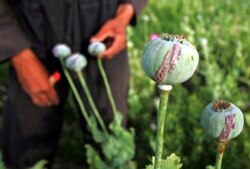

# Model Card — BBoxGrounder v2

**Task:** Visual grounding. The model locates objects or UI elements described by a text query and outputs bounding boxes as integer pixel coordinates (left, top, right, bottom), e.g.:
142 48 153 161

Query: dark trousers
2 49 129 169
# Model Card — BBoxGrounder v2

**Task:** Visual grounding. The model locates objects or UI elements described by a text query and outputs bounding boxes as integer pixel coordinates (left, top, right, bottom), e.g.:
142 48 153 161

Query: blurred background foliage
0 0 250 168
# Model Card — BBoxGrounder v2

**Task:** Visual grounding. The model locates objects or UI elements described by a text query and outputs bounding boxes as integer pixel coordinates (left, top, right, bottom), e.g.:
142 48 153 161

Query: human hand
90 19 126 59
90 4 134 59
11 48 59 107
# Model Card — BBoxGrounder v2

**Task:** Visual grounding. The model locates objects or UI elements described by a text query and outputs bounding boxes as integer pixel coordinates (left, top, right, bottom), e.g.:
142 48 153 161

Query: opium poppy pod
201 100 244 142
53 44 71 59
141 33 199 84
88 42 106 56
65 53 87 71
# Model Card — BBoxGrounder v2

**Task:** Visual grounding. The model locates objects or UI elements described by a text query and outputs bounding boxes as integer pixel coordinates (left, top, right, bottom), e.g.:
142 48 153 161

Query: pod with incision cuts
141 33 199 84
201 100 244 141
201 100 244 169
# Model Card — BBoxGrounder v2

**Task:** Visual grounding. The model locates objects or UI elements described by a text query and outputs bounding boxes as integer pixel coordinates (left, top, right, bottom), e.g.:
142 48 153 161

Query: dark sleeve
121 0 148 25
0 0 31 62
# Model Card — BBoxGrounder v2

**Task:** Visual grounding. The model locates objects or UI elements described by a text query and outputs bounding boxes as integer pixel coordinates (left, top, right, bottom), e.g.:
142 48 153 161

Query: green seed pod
141 33 199 84
201 100 244 142
65 53 87 71
88 42 106 56
53 44 71 59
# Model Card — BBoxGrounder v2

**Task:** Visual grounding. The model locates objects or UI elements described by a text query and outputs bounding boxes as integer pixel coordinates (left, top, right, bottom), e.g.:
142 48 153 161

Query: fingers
91 31 114 43
30 86 59 107
23 75 59 108
46 87 59 105
31 95 47 107
91 31 126 59
12 49 60 108
101 35 126 59
31 92 52 107
90 19 127 59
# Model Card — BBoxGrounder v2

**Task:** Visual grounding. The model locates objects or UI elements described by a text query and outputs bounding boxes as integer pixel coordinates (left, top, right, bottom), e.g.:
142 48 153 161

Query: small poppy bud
53 44 71 59
88 42 106 56
65 53 87 71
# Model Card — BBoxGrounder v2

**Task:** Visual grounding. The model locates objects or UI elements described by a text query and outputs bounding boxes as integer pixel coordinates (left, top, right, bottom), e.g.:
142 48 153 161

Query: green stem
154 84 172 169
76 71 108 134
60 60 93 129
215 142 226 169
144 22 148 43
97 59 118 115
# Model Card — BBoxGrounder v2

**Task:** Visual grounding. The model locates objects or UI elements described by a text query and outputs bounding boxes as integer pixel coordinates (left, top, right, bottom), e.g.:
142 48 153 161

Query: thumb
90 31 114 43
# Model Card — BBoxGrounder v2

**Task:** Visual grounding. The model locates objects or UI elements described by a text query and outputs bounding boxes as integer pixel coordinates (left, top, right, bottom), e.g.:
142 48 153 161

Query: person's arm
0 0 59 107
91 1 147 59
11 48 59 107
121 0 148 25
0 0 31 61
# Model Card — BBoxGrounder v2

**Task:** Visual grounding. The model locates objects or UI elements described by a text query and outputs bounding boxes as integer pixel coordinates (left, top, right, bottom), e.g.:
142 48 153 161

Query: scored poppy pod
141 33 199 84
201 100 244 142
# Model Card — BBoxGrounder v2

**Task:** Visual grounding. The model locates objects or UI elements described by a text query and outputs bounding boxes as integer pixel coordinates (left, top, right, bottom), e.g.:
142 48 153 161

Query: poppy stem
76 71 108 134
154 84 172 169
97 59 118 116
60 60 93 129
215 141 226 169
